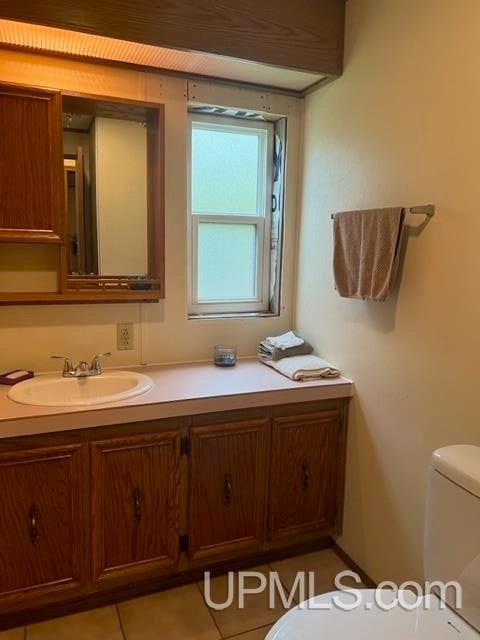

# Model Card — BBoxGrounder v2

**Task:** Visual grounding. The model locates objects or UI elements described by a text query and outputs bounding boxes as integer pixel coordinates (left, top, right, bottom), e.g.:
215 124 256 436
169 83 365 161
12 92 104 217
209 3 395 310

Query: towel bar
331 205 435 220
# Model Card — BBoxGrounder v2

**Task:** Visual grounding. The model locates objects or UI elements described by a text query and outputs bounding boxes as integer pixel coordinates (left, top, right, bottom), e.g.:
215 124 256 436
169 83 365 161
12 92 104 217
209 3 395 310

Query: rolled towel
259 340 313 361
259 354 340 381
265 330 304 351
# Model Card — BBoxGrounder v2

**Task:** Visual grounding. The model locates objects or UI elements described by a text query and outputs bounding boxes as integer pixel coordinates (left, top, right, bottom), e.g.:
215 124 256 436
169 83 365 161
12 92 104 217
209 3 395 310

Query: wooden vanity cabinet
90 432 180 584
0 444 86 608
187 419 269 561
0 84 65 244
0 399 349 624
268 410 345 543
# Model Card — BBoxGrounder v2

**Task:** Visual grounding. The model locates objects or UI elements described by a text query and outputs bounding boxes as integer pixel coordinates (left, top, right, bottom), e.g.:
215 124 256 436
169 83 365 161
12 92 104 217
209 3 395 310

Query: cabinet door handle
132 488 141 522
301 460 310 491
28 505 40 544
224 473 232 504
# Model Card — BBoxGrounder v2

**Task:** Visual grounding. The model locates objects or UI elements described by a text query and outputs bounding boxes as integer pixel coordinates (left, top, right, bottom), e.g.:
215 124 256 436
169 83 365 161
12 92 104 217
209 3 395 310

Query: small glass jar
214 345 237 367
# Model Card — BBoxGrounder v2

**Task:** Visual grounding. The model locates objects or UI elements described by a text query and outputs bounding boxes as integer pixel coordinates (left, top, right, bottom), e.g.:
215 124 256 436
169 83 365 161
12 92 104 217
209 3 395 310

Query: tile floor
0 549 356 640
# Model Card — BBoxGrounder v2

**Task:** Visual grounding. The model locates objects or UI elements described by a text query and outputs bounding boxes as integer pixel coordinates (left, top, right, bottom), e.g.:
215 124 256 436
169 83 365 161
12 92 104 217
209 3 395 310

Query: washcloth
259 340 313 361
260 354 340 381
265 331 304 351
333 207 405 301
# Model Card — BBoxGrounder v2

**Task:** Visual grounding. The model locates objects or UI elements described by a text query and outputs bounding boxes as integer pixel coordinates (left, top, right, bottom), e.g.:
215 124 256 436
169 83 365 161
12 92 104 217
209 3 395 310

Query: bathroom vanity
0 361 352 626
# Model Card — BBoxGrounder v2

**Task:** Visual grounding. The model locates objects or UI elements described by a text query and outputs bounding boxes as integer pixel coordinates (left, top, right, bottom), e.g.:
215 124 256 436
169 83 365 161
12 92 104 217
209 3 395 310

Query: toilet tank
424 445 480 631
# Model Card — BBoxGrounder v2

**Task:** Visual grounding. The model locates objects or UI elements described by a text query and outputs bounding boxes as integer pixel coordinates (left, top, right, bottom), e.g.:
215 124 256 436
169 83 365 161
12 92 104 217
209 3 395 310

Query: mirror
62 95 164 293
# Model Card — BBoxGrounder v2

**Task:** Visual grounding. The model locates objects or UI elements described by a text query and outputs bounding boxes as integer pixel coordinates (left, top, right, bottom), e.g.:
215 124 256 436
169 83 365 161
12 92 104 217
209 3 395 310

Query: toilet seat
266 590 479 639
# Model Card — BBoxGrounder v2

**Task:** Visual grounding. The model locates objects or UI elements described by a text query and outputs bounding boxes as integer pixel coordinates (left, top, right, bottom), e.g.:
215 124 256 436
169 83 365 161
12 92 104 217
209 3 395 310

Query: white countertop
0 359 353 439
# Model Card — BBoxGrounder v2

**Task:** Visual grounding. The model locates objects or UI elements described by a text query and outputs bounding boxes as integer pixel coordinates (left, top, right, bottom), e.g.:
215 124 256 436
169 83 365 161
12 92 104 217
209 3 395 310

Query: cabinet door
269 411 345 542
0 444 86 607
0 83 64 243
91 432 180 584
188 419 269 561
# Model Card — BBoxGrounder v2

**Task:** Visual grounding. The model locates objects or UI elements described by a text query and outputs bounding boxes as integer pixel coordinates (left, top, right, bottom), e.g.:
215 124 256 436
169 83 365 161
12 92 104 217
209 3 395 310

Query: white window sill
188 311 279 320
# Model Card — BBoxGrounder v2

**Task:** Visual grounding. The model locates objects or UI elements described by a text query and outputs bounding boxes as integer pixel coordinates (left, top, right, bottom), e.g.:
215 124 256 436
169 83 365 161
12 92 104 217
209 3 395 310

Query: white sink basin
7 371 154 407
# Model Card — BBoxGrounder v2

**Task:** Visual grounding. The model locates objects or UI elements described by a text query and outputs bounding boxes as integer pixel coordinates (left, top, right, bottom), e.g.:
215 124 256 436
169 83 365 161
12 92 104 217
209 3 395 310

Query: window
188 114 274 315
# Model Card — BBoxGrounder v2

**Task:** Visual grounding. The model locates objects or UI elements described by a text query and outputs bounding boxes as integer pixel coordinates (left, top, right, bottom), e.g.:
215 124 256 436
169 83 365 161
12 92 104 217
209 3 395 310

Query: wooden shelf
0 290 161 305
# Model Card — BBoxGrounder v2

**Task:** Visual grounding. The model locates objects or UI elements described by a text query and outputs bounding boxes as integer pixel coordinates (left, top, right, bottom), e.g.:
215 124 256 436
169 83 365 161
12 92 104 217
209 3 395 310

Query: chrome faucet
51 353 111 377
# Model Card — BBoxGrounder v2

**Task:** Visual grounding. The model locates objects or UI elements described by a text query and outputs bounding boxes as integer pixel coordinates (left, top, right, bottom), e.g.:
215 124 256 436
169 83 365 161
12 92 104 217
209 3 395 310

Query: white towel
260 354 340 381
265 331 304 351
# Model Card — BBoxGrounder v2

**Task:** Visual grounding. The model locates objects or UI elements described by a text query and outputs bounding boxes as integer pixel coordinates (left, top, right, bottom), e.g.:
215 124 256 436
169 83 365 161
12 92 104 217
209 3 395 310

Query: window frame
187 113 274 315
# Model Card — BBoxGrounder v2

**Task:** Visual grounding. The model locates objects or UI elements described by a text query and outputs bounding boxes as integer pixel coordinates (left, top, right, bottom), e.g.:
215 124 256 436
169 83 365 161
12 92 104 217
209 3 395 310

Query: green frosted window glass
197 222 257 301
192 126 260 215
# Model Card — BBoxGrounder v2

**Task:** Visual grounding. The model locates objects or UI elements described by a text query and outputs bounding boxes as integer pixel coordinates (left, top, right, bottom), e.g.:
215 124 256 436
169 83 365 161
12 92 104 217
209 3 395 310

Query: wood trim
49 89 67 244
0 536 334 631
335 402 349 535
332 544 377 589
0 229 62 243
0 83 59 100
147 105 165 290
62 93 165 301
0 1 346 76
62 92 162 115
301 75 336 98
0 291 161 305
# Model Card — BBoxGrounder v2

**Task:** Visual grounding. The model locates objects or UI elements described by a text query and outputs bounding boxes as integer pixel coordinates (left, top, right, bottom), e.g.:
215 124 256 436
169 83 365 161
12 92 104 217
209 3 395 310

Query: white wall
0 51 301 372
296 0 480 583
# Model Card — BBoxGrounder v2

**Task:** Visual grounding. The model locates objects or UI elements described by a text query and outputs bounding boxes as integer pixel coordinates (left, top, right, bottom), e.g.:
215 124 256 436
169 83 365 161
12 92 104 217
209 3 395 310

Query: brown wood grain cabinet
91 432 180 584
188 419 269 561
0 399 349 625
0 83 166 305
0 84 65 244
268 410 345 543
0 444 86 608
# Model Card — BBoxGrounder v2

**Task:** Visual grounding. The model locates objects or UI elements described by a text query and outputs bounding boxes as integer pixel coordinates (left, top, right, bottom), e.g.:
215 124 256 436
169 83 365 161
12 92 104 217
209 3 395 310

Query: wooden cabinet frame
0 443 87 610
187 418 269 561
0 84 166 305
268 410 345 544
0 83 65 246
0 398 349 626
91 431 180 585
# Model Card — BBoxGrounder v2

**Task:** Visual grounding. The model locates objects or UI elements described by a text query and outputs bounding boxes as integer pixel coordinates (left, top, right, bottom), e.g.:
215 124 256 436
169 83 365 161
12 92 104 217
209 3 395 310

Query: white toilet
267 445 480 639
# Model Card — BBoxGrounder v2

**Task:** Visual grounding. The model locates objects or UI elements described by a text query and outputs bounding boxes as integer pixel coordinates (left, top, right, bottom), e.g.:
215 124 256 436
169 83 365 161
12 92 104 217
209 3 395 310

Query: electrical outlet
117 323 134 351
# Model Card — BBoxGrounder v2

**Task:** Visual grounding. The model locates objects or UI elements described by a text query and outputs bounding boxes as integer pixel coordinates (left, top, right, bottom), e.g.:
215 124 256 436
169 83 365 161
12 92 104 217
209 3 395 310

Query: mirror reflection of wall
63 108 148 277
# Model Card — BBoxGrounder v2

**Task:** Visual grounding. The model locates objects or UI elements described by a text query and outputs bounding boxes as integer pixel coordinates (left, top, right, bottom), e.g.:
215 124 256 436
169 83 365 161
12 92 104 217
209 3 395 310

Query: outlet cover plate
117 323 134 351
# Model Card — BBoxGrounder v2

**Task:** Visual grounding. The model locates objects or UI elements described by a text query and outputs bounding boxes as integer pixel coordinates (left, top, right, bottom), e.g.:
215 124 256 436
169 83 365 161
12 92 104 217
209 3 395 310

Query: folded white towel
260 354 340 381
265 331 304 351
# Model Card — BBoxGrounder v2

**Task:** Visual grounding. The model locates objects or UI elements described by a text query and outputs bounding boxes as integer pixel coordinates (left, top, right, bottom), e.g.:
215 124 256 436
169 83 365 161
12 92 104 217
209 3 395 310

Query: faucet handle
90 352 111 374
51 355 74 375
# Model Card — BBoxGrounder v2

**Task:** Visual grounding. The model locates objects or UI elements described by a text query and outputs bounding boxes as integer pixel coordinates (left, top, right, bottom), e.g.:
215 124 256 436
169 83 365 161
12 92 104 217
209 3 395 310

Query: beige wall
296 0 480 583
0 50 301 372
0 245 58 292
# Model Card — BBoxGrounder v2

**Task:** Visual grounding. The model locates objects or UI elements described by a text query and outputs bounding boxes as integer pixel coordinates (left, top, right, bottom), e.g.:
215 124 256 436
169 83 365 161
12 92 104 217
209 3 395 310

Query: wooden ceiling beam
0 0 346 76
